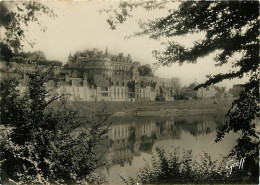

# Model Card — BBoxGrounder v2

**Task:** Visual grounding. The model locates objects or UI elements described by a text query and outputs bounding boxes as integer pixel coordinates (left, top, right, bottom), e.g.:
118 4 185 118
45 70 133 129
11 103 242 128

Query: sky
18 0 247 89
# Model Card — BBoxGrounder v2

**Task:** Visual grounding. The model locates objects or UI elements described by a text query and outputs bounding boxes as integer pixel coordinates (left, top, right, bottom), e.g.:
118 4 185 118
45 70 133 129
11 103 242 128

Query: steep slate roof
94 75 110 87
72 69 83 78
111 75 124 83
111 75 132 83
57 81 71 87
70 78 82 86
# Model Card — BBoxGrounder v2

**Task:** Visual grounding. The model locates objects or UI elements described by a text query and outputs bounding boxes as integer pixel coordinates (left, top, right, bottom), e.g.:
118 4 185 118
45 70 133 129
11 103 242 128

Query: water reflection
105 114 224 166
102 114 234 184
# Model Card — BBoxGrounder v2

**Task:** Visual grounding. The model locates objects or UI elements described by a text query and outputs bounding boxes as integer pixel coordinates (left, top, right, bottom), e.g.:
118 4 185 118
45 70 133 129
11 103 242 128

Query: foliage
173 94 187 100
100 1 168 31
0 42 14 61
138 64 154 77
228 85 244 97
0 62 110 184
154 95 165 102
121 147 247 185
155 87 165 101
0 1 56 55
14 50 47 60
8 51 63 66
216 74 259 181
104 1 259 182
127 81 135 93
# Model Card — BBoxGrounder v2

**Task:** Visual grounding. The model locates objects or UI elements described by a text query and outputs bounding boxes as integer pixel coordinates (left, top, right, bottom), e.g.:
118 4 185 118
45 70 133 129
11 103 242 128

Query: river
100 114 238 185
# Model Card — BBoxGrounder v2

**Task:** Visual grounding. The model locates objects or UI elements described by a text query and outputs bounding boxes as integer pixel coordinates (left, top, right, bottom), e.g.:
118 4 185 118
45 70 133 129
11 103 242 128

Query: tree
228 85 244 97
127 80 135 92
9 51 63 66
0 62 110 184
155 87 165 101
138 64 154 76
0 42 14 61
104 1 259 182
0 2 55 56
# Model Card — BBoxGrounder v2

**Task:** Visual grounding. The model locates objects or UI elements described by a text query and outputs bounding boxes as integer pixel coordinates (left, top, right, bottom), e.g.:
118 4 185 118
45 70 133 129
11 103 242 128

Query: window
102 93 108 97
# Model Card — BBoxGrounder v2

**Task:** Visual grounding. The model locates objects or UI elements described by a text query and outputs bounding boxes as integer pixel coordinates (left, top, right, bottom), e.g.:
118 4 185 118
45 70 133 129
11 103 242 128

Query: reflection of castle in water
105 115 222 168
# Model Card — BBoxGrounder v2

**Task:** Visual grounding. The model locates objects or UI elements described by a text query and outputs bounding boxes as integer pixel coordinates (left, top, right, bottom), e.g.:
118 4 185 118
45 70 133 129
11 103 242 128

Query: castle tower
68 53 73 67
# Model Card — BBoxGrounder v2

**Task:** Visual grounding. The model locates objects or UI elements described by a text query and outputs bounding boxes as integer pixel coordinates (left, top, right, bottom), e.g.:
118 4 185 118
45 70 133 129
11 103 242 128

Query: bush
121 147 251 184
155 95 165 101
0 63 110 184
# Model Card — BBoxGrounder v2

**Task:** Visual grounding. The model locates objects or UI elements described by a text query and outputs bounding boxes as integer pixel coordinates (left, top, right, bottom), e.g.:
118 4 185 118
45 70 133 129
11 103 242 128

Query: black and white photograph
0 1 259 184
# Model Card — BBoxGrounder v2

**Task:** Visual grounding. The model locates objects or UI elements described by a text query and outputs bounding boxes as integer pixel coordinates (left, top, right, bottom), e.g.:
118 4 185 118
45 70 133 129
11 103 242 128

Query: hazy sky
20 1 246 88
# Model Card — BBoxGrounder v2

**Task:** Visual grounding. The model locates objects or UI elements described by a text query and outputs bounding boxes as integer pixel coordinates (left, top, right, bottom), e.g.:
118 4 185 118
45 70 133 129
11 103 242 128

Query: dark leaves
0 64 109 184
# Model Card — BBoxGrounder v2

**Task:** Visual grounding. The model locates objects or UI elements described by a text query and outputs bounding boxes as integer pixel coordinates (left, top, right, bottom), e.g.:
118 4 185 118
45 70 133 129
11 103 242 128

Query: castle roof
94 75 110 88
57 81 70 87
111 75 131 83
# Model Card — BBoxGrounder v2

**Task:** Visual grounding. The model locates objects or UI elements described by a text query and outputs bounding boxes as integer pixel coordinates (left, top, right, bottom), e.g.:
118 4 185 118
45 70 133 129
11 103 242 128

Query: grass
75 98 234 116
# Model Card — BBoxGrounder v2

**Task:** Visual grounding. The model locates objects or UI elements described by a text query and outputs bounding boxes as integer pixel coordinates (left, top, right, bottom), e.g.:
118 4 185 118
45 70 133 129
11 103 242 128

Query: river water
100 114 238 185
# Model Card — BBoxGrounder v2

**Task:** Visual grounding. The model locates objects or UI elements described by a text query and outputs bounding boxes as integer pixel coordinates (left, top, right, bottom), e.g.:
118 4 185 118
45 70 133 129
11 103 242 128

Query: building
94 74 110 101
197 85 216 100
9 48 181 102
183 82 216 100
67 48 133 79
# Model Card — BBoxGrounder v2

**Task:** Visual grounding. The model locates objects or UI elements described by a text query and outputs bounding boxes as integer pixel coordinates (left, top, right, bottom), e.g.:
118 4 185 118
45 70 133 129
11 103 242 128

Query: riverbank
76 98 235 117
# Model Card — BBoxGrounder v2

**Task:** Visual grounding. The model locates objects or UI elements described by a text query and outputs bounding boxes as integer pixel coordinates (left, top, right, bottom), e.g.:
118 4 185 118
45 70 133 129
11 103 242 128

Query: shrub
121 147 248 184
0 63 110 184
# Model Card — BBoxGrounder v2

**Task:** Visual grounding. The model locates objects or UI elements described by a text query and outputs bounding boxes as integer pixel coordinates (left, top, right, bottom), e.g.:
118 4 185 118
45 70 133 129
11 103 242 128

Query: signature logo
226 157 246 174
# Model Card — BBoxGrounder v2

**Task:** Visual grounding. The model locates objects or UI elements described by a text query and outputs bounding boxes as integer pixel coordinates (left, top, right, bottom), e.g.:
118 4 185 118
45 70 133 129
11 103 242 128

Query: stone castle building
67 48 135 79
12 48 180 102
63 48 181 101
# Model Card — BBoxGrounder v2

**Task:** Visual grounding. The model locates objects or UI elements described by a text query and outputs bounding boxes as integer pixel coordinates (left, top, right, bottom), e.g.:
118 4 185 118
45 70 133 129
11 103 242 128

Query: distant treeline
10 56 62 66
0 43 62 66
